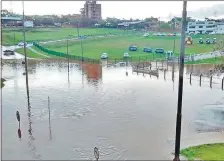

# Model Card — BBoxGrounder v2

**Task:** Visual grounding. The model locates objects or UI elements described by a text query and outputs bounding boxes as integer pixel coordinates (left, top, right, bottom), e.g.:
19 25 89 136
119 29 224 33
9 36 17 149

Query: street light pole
173 1 187 161
76 21 84 62
22 1 30 108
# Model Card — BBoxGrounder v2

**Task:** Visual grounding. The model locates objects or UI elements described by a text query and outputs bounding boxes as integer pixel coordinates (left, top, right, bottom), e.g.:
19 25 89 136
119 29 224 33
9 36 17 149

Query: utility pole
172 17 176 81
173 1 187 161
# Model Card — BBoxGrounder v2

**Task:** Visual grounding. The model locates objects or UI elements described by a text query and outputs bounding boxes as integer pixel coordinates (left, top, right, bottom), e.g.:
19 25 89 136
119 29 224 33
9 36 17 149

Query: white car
123 52 129 58
143 33 149 37
101 53 108 59
18 41 27 46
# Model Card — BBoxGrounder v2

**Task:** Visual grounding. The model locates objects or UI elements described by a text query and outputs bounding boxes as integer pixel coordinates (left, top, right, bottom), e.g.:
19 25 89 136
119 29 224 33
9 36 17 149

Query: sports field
2 27 224 62
41 33 223 60
2 27 130 46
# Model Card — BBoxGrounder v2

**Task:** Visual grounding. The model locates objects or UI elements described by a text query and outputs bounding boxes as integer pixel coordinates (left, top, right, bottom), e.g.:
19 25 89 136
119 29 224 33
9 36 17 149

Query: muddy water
2 60 224 160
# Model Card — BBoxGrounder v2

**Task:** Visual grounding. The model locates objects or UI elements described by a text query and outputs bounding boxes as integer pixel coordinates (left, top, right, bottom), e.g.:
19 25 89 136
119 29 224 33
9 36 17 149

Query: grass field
41 33 223 60
181 143 224 160
2 27 130 46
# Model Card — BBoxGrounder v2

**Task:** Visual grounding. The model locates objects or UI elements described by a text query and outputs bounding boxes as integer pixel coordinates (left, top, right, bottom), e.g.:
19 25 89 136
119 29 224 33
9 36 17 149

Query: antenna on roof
9 1 13 13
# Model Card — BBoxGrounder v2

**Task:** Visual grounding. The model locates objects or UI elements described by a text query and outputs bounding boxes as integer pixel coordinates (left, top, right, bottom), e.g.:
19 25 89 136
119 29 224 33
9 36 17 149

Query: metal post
190 72 192 85
199 74 202 86
14 32 16 45
77 21 84 62
164 69 166 80
173 1 187 161
222 77 224 90
210 76 213 88
22 1 30 109
172 17 176 70
67 40 69 73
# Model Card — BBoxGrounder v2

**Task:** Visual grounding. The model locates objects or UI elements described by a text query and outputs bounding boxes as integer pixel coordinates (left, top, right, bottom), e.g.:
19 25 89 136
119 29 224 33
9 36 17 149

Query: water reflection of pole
173 1 187 161
48 96 52 140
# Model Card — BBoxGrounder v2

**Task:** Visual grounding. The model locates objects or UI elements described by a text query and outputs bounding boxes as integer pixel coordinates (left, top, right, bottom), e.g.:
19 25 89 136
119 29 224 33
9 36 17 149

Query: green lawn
2 27 130 46
181 143 224 160
41 34 223 61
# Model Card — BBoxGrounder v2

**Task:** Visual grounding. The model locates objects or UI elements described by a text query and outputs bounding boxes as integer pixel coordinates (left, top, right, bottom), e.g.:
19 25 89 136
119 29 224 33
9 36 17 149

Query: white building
187 21 217 34
216 22 224 34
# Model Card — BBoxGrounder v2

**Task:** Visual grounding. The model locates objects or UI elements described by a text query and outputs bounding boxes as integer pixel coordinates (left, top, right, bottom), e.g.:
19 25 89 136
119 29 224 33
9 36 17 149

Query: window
196 22 205 24
199 26 203 28
189 26 195 29
206 25 215 28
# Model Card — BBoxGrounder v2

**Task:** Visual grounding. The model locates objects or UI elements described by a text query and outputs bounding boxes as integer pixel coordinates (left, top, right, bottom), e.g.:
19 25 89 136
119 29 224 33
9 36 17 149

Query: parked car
101 53 108 59
206 38 211 44
155 48 165 54
212 38 216 44
166 51 173 59
156 33 162 36
199 38 203 44
3 49 15 56
161 33 166 36
143 33 149 37
167 33 173 36
18 41 27 46
143 47 152 53
129 45 137 51
123 52 130 58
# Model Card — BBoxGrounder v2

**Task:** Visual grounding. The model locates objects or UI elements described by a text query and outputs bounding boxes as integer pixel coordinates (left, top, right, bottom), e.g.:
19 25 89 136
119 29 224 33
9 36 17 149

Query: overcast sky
2 1 224 21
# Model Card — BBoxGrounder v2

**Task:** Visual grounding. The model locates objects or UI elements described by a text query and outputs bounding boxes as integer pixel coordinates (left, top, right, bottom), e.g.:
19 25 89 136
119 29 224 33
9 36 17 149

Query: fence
33 42 100 64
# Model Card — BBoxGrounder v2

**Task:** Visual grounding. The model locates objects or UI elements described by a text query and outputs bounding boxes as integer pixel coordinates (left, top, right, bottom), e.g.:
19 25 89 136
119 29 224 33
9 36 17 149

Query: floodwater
2 60 224 160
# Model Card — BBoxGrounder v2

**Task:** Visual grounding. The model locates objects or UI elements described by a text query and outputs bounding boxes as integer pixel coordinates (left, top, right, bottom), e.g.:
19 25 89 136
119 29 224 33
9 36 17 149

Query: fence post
164 69 166 80
156 60 157 68
94 147 99 161
210 75 213 88
222 77 224 90
199 74 202 86
190 72 192 85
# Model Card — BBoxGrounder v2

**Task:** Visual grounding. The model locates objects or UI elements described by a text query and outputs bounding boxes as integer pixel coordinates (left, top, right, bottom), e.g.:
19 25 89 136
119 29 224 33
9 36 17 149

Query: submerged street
2 60 224 160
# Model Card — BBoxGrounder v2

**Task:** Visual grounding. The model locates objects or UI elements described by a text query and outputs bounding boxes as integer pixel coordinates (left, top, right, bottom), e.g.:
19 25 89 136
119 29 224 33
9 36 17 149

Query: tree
213 39 224 70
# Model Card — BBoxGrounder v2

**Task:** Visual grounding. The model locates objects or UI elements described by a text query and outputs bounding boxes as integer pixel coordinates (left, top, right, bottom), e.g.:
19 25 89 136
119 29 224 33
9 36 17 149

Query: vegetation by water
181 143 224 160
185 57 223 65
15 46 64 59
1 78 6 88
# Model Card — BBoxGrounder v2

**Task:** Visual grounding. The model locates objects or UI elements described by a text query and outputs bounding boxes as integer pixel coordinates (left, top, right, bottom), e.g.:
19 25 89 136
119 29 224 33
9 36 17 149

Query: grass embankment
2 27 130 46
42 34 223 61
181 143 224 160
15 46 63 59
185 57 223 65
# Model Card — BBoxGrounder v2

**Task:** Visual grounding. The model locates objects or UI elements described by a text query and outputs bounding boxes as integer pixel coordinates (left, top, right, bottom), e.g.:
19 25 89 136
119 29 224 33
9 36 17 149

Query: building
216 22 224 33
187 20 224 34
1 16 34 27
80 1 101 21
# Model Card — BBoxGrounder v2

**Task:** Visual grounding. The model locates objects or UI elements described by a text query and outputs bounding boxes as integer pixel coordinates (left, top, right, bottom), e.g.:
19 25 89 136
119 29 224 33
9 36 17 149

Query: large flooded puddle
2 60 224 160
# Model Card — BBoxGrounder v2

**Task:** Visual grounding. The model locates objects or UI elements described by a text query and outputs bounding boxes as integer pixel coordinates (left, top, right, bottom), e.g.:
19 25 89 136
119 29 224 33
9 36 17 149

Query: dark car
155 48 165 54
129 45 137 51
3 50 15 56
143 47 153 53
